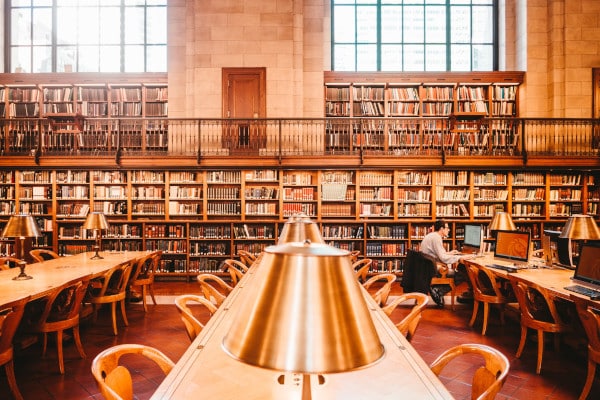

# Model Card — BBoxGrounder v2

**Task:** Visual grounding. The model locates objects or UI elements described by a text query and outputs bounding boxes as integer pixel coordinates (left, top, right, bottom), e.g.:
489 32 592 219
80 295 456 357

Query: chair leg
73 325 86 359
536 329 545 374
41 332 48 357
111 302 118 335
148 283 157 306
141 285 148 313
4 361 24 400
482 302 490 336
579 358 597 400
120 299 129 327
516 325 527 358
56 330 65 375
469 300 480 327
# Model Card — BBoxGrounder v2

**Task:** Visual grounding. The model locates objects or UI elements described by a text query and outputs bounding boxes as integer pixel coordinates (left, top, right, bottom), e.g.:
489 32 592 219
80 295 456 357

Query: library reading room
2 1 600 399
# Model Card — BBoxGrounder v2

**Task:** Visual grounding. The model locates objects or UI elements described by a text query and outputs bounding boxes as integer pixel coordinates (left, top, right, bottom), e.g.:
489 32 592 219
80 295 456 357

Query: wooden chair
237 250 256 268
174 294 217 342
128 251 161 312
349 250 361 262
431 263 457 310
29 249 60 263
572 296 600 400
352 258 372 283
222 259 248 286
430 343 510 400
0 296 30 400
197 274 234 307
508 276 570 374
466 262 513 335
0 256 24 269
382 292 429 342
91 343 174 400
86 261 134 335
362 273 397 307
26 276 91 374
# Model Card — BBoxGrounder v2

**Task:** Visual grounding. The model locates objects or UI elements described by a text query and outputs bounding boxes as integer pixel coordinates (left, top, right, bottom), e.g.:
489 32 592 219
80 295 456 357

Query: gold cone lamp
2 214 42 280
222 241 384 400
559 214 600 267
83 212 109 259
488 211 516 232
278 213 324 244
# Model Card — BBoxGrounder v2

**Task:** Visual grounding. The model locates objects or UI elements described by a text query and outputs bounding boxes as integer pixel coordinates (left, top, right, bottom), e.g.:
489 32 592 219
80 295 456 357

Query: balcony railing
1 117 598 162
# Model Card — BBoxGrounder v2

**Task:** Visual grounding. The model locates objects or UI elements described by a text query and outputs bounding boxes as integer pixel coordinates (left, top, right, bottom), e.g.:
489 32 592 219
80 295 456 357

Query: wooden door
222 68 266 154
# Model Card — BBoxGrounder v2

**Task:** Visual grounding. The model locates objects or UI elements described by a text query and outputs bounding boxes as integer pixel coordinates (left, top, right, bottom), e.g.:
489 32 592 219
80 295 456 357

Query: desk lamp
1 214 42 280
488 211 516 232
222 241 384 400
83 212 109 259
559 214 600 267
277 213 324 244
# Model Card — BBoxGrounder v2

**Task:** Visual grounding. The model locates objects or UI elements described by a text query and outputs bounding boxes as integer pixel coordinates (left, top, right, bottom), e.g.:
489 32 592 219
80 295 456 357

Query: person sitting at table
420 220 473 306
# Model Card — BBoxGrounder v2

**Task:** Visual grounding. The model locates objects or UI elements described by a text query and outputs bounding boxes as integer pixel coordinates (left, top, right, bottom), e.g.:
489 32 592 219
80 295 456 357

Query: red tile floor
1 281 598 399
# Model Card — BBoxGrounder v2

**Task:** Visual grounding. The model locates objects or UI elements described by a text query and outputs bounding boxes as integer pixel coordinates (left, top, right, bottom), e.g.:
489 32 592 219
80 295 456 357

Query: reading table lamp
222 241 384 400
559 214 600 267
277 213 324 244
83 212 109 259
1 213 42 280
488 211 516 232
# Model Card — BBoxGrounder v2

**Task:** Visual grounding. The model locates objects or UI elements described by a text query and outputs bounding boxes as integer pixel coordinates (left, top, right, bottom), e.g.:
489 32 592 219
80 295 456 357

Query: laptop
564 242 600 299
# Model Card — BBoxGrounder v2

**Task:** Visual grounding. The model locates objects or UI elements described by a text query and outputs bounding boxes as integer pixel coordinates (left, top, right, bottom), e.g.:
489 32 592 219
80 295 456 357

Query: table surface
0 251 154 307
152 265 453 400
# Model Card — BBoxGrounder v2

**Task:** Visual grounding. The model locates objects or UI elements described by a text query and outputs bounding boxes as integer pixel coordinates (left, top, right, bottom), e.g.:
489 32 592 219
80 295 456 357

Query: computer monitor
494 230 531 267
462 224 483 253
572 242 600 288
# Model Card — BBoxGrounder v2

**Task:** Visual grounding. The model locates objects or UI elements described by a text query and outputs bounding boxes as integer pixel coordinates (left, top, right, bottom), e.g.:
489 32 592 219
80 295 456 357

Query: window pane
124 45 145 72
57 7 77 45
13 0 32 5
472 45 493 70
425 6 445 43
32 46 52 72
404 6 424 43
334 6 355 43
381 6 402 43
472 6 493 43
147 7 167 44
100 7 121 44
11 47 31 72
147 0 167 5
125 7 145 44
451 44 471 71
425 44 446 71
381 45 402 71
356 6 377 43
79 7 101 45
356 45 377 71
78 46 100 72
57 46 77 72
146 45 167 72
404 45 424 71
451 7 470 43
32 8 52 45
100 46 121 72
12 9 31 45
334 44 356 71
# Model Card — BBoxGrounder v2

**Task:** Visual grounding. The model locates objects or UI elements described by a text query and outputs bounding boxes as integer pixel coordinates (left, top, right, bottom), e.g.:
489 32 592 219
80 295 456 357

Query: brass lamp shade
2 214 42 238
488 211 516 231
222 241 384 374
82 212 109 230
559 214 600 240
278 213 324 244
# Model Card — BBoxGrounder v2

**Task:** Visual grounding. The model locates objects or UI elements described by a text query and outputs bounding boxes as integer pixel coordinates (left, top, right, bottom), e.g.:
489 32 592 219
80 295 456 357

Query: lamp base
90 245 103 259
13 262 33 280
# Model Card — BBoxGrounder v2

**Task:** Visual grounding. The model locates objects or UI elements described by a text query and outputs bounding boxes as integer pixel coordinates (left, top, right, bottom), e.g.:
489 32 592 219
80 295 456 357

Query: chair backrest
29 249 61 263
466 263 509 304
430 343 510 400
362 273 397 307
0 296 30 358
0 256 24 269
36 276 91 328
508 276 566 330
129 251 161 284
382 292 429 341
91 343 174 400
222 259 248 286
349 250 361 262
92 261 134 299
197 274 234 307
352 258 372 282
237 250 256 268
401 249 438 294
174 294 218 342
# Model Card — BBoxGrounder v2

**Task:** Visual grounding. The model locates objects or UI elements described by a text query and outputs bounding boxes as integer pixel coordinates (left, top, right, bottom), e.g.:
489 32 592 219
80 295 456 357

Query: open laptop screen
573 242 600 286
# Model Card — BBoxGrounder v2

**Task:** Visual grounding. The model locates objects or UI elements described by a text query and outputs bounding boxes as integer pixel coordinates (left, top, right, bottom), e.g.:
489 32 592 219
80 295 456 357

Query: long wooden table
0 251 154 307
152 266 453 399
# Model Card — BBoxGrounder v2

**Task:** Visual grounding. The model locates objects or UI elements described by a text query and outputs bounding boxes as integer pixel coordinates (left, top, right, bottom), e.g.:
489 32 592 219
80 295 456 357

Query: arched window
8 0 167 73
332 0 497 72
